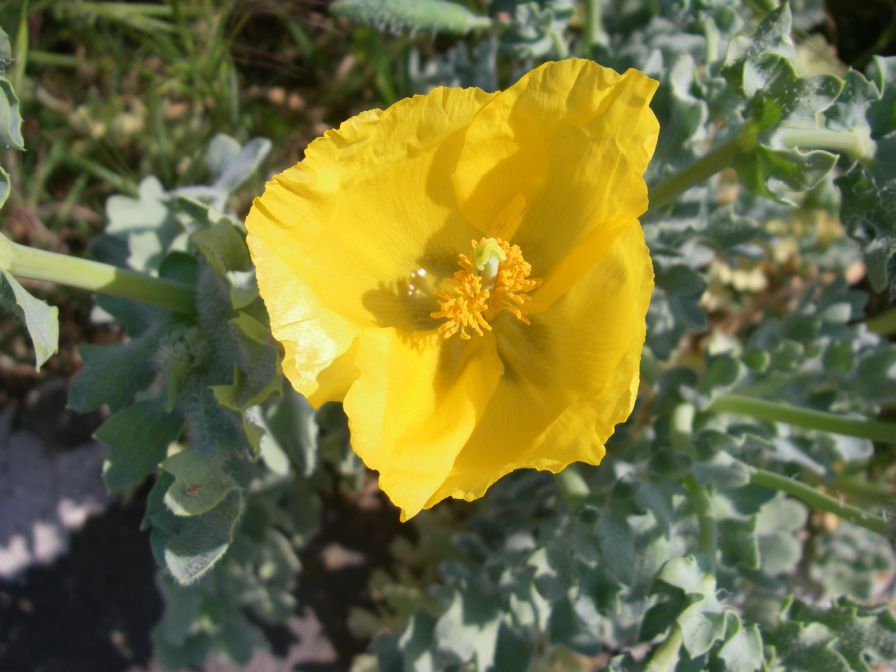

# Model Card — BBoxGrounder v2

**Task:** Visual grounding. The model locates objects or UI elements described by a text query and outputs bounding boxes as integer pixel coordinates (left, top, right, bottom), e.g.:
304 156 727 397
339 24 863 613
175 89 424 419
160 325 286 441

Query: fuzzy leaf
331 0 492 35
190 220 250 277
162 488 242 584
69 325 169 412
162 449 238 517
97 400 185 492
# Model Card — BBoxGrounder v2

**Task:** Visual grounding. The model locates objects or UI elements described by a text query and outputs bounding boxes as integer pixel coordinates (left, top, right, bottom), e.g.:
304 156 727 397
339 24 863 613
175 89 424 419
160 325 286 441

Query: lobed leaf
0 269 60 369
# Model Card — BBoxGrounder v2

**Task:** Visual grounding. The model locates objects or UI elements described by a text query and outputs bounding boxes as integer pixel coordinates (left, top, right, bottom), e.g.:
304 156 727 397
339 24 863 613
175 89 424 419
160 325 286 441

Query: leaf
433 587 501 668
190 220 250 276
692 451 751 489
0 165 9 209
210 314 280 412
717 518 760 569
96 399 185 491
105 176 171 234
0 77 24 150
597 504 637 586
266 388 318 477
0 269 59 369
734 144 838 205
717 618 763 672
655 264 708 296
331 0 493 35
704 206 760 248
206 135 272 194
162 449 238 517
764 599 896 672
69 326 167 412
162 488 243 584
393 610 437 672
654 556 728 658
0 27 11 73
240 405 278 460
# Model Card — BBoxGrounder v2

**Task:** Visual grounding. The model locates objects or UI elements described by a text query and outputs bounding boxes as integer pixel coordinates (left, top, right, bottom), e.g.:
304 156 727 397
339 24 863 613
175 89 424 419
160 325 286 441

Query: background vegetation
1 1 895 670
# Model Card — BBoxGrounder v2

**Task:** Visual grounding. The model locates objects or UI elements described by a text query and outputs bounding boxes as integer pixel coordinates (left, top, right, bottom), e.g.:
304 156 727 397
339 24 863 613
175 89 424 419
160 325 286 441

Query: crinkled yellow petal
343 327 503 520
425 222 653 508
247 220 360 406
248 89 502 402
252 87 498 335
453 59 658 284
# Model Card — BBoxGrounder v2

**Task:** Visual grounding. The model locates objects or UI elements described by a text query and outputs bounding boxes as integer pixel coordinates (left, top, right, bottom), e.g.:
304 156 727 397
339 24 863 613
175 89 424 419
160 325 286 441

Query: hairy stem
750 468 891 538
709 393 896 444
1 236 194 313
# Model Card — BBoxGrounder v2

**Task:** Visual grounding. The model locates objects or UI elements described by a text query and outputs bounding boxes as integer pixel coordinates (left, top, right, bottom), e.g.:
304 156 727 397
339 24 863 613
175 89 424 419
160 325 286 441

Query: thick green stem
750 468 891 537
647 124 758 212
2 237 194 313
777 126 877 162
866 307 896 337
709 394 896 445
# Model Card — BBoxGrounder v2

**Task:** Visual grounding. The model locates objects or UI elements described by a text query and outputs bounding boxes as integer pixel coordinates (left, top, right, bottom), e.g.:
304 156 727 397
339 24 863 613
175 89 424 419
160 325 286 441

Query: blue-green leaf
97 399 185 492
0 269 59 369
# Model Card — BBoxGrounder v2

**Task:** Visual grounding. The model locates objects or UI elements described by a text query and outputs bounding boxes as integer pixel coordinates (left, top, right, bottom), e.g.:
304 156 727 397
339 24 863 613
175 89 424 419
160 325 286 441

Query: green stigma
472 237 506 284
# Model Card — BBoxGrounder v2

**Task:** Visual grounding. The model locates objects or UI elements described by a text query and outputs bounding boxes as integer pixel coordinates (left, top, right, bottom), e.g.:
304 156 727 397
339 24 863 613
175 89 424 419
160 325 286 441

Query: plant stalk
777 126 876 162
685 475 718 562
647 123 758 212
750 468 891 537
583 0 602 51
709 393 896 444
2 237 194 313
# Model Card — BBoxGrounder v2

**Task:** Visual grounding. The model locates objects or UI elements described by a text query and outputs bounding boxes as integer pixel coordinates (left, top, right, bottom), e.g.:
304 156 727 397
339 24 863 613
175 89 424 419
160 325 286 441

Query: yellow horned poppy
246 59 658 520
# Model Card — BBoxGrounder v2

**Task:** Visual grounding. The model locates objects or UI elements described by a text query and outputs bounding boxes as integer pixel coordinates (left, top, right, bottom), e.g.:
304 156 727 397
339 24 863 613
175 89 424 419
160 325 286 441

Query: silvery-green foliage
64 135 339 666
329 3 896 671
2 2 895 670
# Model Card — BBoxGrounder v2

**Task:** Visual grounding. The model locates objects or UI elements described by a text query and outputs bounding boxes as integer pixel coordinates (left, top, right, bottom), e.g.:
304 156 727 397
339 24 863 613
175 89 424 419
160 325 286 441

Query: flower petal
247 223 360 406
249 87 497 337
344 328 503 520
425 222 653 507
452 59 658 281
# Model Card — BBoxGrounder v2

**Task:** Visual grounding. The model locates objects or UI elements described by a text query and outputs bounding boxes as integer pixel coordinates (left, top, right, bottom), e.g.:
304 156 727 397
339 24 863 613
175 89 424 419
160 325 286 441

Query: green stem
866 307 896 336
685 475 718 562
709 393 896 444
583 0 602 51
777 126 877 162
750 468 891 537
647 124 758 212
2 237 194 313
823 474 895 506
646 626 683 672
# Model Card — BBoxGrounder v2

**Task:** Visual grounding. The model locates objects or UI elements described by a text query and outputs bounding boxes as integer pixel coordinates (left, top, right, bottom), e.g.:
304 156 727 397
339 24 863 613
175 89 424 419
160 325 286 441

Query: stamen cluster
432 238 541 339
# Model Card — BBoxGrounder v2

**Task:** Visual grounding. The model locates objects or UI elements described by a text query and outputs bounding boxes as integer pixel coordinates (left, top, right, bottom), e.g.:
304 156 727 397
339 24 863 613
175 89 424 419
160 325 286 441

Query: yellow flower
246 59 658 520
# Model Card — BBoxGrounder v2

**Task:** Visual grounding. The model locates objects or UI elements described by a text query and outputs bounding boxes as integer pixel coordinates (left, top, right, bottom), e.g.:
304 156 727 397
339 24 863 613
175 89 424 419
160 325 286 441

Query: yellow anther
431 237 541 339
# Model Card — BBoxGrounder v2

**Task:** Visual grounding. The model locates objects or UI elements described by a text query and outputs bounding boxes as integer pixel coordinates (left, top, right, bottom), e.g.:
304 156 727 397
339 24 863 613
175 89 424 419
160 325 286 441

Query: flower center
431 237 542 340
